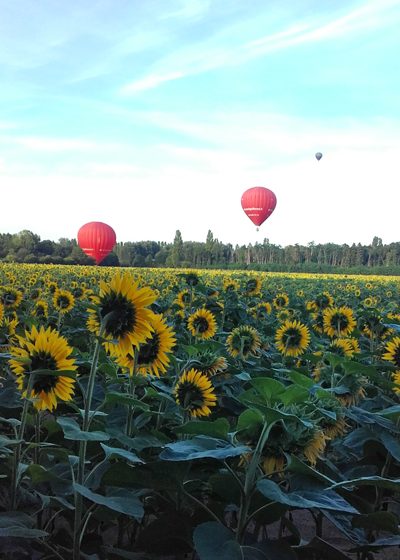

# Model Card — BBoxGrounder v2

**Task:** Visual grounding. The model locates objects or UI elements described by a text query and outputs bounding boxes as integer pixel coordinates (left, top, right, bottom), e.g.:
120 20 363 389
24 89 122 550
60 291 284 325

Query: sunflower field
1 263 400 560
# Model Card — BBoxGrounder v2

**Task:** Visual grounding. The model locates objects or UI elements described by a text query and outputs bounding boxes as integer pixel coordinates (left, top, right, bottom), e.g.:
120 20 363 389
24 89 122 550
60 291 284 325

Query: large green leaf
250 378 286 401
174 418 230 440
257 479 358 513
74 484 144 520
329 476 400 493
236 408 264 436
193 522 242 560
159 436 250 461
57 417 110 441
352 511 399 533
100 443 143 463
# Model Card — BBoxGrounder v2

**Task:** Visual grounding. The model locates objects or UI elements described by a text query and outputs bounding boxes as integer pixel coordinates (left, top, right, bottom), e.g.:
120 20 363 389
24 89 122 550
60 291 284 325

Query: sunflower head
226 325 261 358
187 308 217 340
323 306 356 338
275 319 311 358
174 368 217 418
53 289 75 314
9 325 77 411
87 272 156 357
186 349 228 377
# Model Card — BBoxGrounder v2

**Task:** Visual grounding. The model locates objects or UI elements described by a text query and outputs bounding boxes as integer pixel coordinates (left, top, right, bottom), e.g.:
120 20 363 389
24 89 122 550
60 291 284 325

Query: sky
1 0 399 248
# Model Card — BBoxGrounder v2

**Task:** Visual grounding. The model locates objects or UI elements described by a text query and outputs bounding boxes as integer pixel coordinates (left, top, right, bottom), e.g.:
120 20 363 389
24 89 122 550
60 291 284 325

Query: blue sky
1 0 399 247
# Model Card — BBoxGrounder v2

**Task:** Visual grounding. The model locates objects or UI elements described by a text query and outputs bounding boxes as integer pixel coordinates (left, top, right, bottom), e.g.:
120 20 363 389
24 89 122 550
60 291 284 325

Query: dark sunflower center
193 317 209 333
282 328 302 347
31 352 58 392
247 280 257 291
101 292 136 337
392 347 400 367
36 305 46 316
57 295 71 309
138 333 160 365
316 294 330 309
176 382 204 409
275 297 286 307
331 313 349 330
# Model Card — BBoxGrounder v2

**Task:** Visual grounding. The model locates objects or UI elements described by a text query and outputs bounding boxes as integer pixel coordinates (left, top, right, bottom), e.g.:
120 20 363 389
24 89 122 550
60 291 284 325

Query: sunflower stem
10 372 36 510
125 354 138 438
73 323 105 560
236 420 275 543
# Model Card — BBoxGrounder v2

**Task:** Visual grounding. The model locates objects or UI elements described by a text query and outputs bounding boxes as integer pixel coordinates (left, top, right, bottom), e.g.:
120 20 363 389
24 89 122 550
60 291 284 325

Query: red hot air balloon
77 221 116 264
241 187 277 229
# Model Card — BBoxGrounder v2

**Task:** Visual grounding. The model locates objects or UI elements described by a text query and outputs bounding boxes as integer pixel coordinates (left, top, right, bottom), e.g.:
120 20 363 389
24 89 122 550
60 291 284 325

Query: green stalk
125 354 138 438
11 373 36 510
236 420 275 543
73 322 105 560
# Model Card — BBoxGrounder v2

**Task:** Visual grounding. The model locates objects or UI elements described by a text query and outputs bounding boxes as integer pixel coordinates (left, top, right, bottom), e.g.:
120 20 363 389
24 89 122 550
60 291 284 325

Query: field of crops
1 263 400 560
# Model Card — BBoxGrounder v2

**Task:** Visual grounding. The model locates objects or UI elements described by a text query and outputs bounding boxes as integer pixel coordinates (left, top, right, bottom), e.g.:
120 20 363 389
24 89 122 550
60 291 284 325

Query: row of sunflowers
0 263 400 559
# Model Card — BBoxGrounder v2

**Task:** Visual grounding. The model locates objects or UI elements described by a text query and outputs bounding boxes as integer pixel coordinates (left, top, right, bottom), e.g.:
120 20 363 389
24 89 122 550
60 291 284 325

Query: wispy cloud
121 0 400 94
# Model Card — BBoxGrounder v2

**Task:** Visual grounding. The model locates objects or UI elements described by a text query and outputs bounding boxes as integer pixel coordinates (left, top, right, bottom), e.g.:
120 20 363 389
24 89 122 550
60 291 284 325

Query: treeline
1 230 400 275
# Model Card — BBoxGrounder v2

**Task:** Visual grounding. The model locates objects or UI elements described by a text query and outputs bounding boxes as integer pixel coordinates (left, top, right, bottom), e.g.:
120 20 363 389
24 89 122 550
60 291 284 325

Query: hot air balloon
77 221 116 264
241 187 277 229
315 152 323 161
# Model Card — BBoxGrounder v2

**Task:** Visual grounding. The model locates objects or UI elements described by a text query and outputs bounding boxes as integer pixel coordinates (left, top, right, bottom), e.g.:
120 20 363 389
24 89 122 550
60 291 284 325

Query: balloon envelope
315 152 323 161
241 187 277 227
77 221 116 264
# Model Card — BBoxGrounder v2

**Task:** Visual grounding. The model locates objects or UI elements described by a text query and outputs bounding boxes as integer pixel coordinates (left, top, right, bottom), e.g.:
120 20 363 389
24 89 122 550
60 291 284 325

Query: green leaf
288 371 314 389
329 476 400 493
257 479 358 513
0 527 49 538
159 436 250 461
174 418 230 440
57 417 110 441
193 522 242 560
352 512 399 534
104 392 150 411
100 444 143 463
250 378 286 401
74 484 144 520
279 385 309 406
236 408 264 435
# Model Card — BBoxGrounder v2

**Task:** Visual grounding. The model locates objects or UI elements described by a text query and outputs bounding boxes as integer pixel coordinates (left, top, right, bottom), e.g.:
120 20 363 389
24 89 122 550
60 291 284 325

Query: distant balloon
241 187 277 229
315 152 323 161
77 221 116 264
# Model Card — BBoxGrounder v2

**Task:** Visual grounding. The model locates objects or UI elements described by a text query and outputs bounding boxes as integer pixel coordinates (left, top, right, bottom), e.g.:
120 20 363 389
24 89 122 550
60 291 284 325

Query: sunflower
176 289 191 308
117 313 176 377
223 278 240 292
323 306 356 338
9 325 77 411
329 338 355 359
174 368 217 418
392 371 400 396
187 308 217 340
0 302 4 325
273 292 289 309
53 289 75 314
382 337 400 367
303 431 327 466
310 311 324 334
244 276 262 296
262 455 285 475
0 287 23 309
323 417 348 440
0 316 18 351
337 387 366 407
251 302 272 319
314 292 334 310
275 320 310 358
33 299 49 319
226 325 261 358
186 350 228 376
87 272 156 357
